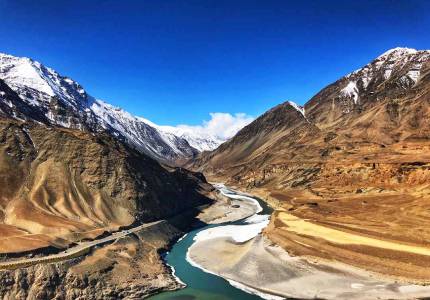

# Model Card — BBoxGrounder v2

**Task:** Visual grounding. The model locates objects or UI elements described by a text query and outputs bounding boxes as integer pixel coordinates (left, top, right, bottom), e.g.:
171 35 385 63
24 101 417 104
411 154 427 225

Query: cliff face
190 48 430 282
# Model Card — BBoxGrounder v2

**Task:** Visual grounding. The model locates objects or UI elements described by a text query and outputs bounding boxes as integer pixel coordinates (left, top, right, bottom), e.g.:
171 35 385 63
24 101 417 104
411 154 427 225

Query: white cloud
176 112 254 140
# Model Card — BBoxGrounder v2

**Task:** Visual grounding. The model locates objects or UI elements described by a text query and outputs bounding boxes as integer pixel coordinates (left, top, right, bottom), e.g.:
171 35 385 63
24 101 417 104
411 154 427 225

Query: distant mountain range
0 53 224 163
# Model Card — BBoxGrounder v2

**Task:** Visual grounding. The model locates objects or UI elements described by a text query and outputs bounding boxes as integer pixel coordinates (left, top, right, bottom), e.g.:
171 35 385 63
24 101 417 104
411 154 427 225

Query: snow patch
407 70 420 83
384 69 393 80
341 81 359 104
287 101 305 117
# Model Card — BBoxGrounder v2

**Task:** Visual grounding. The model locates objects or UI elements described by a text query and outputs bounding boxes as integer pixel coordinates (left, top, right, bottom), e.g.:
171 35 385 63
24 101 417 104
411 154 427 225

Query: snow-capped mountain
192 46 430 188
90 99 199 160
341 47 430 103
0 53 99 130
139 118 225 152
160 127 225 152
306 47 430 124
0 52 224 162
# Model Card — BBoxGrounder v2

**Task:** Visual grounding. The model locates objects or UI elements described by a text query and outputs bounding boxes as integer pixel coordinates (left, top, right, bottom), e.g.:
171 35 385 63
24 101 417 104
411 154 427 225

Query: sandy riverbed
188 195 430 300
197 185 261 224
188 231 430 299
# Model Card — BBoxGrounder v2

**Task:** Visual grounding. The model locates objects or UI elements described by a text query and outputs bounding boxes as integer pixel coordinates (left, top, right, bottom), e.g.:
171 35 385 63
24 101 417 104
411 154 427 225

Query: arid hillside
0 75 216 299
0 78 213 256
0 116 212 254
191 47 430 282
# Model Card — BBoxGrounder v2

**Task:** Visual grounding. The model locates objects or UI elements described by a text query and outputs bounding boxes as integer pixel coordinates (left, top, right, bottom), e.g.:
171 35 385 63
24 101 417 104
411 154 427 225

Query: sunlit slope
0 119 212 254
191 48 430 282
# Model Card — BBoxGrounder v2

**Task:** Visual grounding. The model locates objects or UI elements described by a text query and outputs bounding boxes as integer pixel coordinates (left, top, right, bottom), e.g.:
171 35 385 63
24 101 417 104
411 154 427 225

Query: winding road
0 220 165 270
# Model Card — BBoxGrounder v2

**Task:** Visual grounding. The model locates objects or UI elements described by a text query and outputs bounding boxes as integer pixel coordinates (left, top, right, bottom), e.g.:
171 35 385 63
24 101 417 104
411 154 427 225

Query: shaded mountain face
191 100 317 173
0 53 222 163
190 47 430 282
0 79 48 123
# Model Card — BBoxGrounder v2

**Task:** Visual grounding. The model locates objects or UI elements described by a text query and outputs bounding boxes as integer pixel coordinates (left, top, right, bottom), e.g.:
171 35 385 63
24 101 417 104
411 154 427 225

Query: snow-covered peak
287 101 305 117
137 115 224 152
0 53 91 110
348 47 430 79
337 47 430 111
0 52 224 161
0 53 54 99
151 124 225 152
377 47 418 59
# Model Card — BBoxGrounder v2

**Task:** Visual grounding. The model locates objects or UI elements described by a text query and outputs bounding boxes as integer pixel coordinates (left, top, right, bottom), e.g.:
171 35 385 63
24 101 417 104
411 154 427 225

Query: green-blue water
149 188 274 300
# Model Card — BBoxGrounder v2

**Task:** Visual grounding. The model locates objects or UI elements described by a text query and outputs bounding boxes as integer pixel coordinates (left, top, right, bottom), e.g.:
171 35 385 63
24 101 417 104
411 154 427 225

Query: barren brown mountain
191 47 430 282
0 79 214 298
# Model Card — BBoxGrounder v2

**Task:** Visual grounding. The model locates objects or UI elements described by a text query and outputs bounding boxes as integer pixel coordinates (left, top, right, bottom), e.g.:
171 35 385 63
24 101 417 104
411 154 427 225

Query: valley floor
187 186 430 300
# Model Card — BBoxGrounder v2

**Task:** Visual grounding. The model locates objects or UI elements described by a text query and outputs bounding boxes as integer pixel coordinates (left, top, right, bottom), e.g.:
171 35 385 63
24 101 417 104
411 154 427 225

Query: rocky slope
0 53 223 163
0 221 188 300
0 115 212 254
191 47 430 282
0 76 214 298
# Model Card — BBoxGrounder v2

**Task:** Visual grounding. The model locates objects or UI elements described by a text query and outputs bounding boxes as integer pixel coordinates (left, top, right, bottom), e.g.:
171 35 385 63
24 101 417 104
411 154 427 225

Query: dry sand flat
197 191 259 224
186 186 430 299
266 201 430 283
188 233 430 300
278 212 430 257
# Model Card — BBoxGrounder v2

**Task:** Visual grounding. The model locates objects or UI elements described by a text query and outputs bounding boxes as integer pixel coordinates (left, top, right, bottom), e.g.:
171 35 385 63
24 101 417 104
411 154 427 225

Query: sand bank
188 227 430 299
198 184 262 224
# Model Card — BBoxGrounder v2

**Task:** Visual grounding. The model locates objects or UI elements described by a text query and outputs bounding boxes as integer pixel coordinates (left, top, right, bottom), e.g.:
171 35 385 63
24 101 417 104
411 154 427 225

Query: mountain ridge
0 52 224 163
192 46 430 175
189 46 430 282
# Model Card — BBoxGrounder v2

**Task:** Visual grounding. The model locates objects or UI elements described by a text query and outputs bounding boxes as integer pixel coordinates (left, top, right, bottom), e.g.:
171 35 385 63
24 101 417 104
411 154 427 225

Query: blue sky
0 0 429 126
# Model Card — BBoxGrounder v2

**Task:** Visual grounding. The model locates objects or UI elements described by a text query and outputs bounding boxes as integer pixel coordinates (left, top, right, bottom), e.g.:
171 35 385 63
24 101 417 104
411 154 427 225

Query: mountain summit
0 53 223 163
306 47 430 126
193 45 430 179
190 47 430 282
